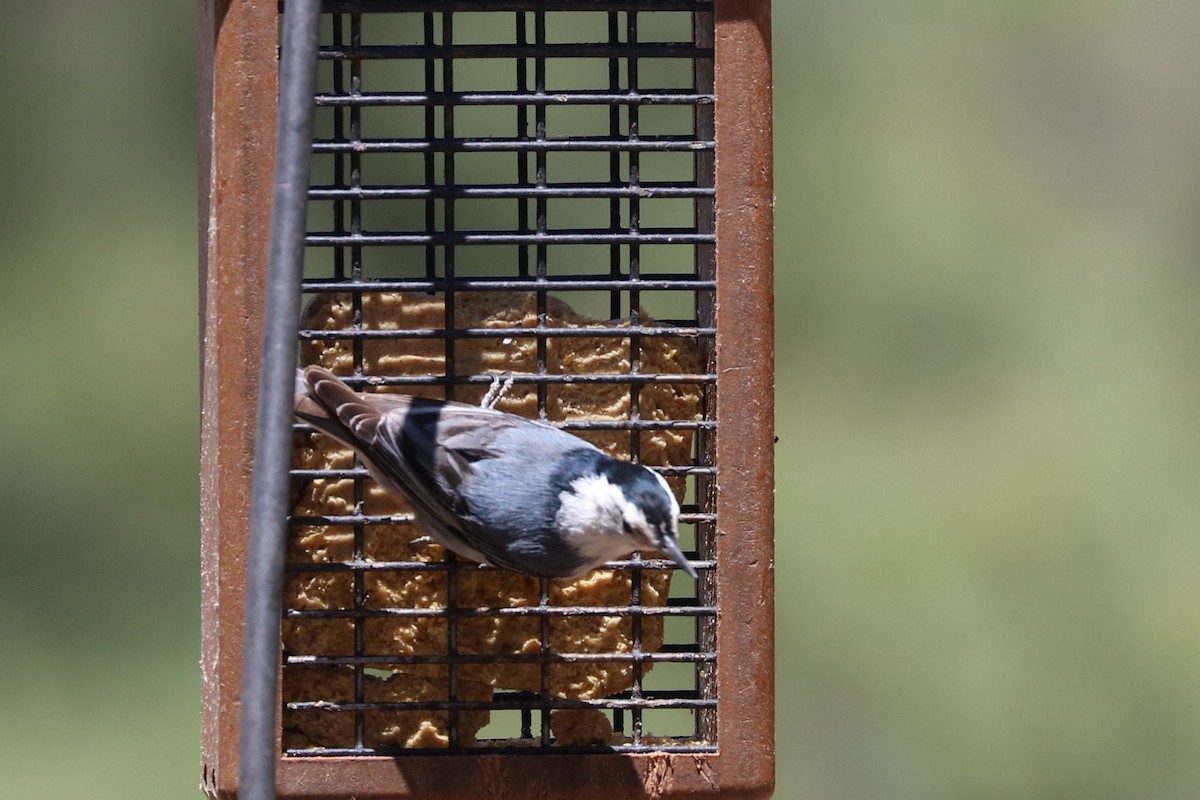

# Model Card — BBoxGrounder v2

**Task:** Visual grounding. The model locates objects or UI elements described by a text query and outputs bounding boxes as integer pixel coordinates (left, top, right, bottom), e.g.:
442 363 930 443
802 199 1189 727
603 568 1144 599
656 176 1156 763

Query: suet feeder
198 1 773 798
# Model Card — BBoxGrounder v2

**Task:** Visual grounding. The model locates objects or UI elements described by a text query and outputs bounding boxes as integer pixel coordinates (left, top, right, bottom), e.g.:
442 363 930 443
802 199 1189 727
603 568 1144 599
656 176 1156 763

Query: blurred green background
2 2 1199 798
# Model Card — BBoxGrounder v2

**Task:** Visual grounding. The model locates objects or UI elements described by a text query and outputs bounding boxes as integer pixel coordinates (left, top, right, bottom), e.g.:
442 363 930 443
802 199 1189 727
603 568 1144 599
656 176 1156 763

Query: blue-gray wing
296 365 593 574
372 398 600 573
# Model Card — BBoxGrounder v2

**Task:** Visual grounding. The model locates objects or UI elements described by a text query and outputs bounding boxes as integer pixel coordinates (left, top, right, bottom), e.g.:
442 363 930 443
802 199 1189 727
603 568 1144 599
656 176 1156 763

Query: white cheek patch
556 473 647 563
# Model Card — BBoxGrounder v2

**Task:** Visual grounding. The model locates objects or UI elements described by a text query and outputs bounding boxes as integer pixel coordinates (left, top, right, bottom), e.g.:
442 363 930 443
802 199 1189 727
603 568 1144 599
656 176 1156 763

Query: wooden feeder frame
198 1 773 797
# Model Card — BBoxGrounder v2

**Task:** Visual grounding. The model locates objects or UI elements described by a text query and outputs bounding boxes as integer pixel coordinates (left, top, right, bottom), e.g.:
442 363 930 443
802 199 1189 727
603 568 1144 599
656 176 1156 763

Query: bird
294 365 696 580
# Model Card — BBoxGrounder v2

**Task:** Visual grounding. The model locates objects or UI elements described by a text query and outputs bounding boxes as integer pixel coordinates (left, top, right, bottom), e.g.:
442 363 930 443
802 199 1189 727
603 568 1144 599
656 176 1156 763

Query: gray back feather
294 366 602 576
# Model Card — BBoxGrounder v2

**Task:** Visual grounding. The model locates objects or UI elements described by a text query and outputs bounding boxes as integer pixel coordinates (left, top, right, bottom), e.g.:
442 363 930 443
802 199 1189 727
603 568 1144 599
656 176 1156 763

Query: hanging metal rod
238 1 321 799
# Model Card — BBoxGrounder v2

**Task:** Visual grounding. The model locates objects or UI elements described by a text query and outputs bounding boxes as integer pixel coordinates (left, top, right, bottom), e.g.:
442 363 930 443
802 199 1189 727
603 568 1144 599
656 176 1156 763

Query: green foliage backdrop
1 2 1198 798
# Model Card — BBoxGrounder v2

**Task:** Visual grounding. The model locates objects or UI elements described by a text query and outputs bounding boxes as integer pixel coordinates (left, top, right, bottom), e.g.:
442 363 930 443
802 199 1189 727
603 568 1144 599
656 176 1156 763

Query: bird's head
555 457 695 578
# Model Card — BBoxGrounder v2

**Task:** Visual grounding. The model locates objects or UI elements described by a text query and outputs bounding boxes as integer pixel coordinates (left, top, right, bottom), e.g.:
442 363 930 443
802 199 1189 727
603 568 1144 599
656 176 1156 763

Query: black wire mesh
282 0 716 756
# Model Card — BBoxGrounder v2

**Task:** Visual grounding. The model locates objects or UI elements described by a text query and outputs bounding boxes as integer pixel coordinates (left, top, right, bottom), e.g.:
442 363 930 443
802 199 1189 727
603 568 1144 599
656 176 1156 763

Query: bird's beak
658 536 697 579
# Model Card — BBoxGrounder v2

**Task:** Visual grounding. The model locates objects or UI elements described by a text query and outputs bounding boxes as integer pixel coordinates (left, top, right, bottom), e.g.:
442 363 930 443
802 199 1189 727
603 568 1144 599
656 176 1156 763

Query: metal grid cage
199 0 772 797
284 0 716 757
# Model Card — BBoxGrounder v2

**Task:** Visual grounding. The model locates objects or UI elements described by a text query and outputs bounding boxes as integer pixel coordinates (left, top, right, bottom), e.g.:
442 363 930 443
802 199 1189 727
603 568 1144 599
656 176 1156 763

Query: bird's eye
622 520 634 536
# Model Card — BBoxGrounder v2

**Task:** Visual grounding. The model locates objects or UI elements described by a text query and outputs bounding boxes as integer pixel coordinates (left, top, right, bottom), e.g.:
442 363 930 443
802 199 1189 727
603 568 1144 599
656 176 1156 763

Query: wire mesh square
283 0 716 756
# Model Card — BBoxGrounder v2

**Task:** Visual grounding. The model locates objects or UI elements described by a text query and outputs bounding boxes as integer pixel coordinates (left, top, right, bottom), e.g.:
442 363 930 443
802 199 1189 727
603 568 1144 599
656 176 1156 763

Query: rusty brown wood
710 0 776 796
199 0 278 797
199 1 774 797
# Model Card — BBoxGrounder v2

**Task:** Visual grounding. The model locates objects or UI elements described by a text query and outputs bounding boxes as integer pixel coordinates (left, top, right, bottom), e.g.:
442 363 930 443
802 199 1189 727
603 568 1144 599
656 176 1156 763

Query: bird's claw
480 372 515 409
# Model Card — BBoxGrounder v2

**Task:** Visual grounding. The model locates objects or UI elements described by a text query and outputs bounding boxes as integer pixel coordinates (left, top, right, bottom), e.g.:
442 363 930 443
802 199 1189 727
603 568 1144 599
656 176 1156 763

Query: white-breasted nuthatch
294 366 696 580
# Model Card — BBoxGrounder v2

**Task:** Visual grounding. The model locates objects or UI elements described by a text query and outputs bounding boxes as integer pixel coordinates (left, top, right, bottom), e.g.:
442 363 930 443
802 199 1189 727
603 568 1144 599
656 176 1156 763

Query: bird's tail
294 365 386 447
